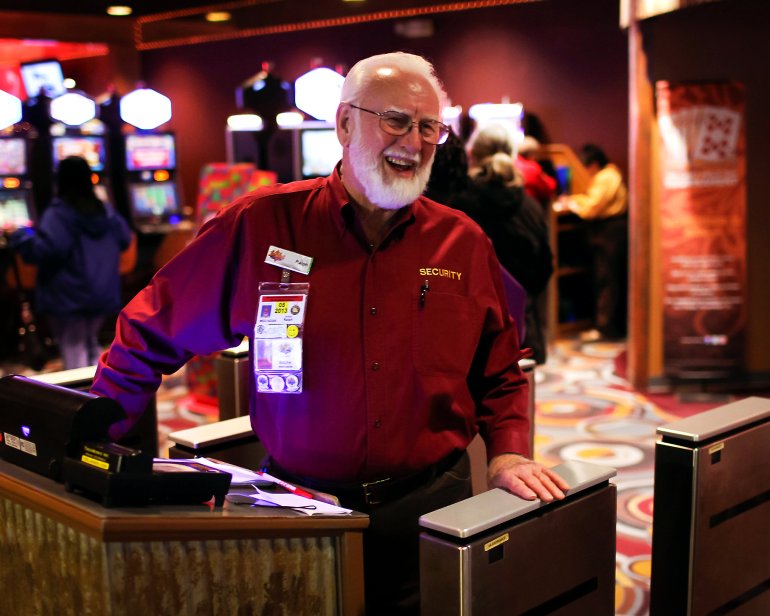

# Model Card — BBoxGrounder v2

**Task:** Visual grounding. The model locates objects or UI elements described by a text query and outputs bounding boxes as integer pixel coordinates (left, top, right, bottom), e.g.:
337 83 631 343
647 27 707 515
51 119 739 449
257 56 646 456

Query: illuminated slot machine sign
0 137 34 232
51 135 107 173
126 133 176 172
125 133 181 230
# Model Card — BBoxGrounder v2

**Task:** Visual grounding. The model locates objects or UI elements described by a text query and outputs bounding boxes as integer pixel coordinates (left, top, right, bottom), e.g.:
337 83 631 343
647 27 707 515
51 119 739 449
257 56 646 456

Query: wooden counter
0 460 367 616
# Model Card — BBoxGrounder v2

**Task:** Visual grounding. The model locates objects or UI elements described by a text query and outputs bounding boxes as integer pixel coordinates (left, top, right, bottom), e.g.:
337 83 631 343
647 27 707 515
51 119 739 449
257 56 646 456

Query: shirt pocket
412 292 482 376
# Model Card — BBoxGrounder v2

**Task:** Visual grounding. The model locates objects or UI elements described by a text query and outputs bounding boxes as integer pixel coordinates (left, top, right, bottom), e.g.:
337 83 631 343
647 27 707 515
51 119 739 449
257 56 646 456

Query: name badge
265 245 313 275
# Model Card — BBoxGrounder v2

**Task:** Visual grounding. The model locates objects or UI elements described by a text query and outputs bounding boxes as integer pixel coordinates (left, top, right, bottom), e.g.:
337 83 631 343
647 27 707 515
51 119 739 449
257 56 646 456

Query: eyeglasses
347 103 450 145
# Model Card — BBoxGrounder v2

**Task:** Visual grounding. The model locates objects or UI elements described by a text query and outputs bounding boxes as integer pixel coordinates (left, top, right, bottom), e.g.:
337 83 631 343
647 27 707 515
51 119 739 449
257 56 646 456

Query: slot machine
122 131 183 233
0 125 36 239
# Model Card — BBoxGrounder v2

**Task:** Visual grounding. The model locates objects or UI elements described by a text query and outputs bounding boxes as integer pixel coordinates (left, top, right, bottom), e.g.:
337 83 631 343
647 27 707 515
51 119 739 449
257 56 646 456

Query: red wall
138 0 628 208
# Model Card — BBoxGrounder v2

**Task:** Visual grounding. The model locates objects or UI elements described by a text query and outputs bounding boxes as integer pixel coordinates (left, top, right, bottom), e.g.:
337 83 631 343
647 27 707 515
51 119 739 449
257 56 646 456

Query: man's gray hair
340 52 447 106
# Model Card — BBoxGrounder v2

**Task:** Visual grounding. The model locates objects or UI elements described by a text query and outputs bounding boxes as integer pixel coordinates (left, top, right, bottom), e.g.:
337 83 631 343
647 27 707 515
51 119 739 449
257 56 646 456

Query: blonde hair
468 123 514 166
469 151 523 188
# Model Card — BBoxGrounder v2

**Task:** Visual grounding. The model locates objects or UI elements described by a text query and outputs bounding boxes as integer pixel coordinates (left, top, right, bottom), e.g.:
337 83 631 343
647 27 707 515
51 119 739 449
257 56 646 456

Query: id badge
254 282 309 394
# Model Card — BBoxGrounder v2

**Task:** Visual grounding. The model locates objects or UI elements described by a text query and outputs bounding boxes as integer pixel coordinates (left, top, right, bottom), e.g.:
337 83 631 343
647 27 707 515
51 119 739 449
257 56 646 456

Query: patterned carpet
533 337 740 616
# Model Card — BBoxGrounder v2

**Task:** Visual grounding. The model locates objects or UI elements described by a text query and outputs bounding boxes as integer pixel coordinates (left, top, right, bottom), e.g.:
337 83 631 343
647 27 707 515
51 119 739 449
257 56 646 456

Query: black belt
269 449 465 507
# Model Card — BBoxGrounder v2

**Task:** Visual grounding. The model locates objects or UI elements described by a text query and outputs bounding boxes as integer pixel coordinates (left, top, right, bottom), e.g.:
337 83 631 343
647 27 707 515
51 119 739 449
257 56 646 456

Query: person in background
432 123 554 364
515 134 557 208
91 52 567 615
11 155 132 369
425 129 529 346
556 143 628 340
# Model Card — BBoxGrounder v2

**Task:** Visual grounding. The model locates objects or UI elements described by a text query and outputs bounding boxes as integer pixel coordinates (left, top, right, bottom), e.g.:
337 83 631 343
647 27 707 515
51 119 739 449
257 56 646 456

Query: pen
420 279 430 307
257 470 315 499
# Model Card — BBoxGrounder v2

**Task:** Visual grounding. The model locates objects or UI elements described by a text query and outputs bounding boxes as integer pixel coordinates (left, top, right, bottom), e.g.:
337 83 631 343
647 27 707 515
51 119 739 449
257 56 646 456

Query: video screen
301 129 342 178
0 191 33 231
129 182 178 218
0 138 26 176
52 136 106 172
126 134 176 171
20 59 67 99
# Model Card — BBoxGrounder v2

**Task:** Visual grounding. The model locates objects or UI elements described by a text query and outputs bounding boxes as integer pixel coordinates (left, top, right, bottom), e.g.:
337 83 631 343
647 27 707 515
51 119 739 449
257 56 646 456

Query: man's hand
487 453 569 502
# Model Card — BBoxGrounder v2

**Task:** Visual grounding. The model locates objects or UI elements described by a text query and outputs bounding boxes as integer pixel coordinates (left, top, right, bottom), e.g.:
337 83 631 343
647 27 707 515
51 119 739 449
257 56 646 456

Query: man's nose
398 122 423 150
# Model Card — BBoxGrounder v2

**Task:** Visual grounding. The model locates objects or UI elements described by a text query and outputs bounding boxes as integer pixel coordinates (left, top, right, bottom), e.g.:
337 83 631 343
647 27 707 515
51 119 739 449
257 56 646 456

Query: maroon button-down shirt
92 169 530 482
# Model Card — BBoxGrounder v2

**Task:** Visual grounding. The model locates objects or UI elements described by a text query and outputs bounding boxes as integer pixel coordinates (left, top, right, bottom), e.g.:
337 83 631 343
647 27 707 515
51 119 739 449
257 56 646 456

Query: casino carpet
532 337 744 616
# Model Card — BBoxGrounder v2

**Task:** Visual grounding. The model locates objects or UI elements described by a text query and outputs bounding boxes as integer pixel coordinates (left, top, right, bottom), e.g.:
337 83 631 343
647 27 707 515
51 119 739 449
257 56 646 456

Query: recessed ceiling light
206 11 232 22
106 6 133 16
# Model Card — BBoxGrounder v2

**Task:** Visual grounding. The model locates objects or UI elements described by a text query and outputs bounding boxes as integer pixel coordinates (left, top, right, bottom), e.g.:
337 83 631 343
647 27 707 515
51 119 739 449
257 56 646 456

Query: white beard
348 131 435 210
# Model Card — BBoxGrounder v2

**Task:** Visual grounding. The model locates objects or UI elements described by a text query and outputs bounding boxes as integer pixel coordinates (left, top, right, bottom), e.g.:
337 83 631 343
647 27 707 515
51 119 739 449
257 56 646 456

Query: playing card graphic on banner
656 81 746 377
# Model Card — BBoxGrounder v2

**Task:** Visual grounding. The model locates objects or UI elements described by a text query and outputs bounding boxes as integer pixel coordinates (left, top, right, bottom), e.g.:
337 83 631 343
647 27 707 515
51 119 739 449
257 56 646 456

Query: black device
62 448 232 508
0 374 232 507
0 374 125 480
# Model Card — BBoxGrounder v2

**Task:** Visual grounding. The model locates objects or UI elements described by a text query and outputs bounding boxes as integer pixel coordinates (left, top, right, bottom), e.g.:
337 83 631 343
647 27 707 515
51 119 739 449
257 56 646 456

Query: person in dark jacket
12 155 132 369
427 127 554 363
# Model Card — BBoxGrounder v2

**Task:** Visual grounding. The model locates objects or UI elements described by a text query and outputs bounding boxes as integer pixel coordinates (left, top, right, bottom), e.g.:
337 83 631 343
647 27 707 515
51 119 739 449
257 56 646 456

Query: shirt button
370 307 377 315
371 362 380 371
373 419 382 429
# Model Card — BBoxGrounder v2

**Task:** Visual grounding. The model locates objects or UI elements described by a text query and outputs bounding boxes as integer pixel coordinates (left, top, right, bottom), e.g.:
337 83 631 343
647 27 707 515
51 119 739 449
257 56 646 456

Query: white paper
249 488 353 516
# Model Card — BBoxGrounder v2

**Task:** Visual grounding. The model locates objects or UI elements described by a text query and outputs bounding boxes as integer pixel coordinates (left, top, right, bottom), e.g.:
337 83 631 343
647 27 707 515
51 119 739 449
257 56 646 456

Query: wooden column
626 0 655 390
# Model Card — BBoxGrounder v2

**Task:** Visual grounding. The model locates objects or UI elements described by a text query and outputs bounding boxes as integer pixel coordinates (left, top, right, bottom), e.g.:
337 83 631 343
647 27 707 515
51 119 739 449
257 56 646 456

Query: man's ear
336 104 352 147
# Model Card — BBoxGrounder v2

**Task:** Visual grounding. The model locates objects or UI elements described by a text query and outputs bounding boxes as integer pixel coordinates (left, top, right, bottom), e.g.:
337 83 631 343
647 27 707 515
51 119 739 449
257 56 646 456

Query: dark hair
57 155 104 215
425 129 471 204
580 143 609 169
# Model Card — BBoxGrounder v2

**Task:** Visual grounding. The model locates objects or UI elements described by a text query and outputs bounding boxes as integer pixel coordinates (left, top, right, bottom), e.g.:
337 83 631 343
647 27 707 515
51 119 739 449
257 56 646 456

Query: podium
650 396 770 615
0 460 367 616
419 460 616 615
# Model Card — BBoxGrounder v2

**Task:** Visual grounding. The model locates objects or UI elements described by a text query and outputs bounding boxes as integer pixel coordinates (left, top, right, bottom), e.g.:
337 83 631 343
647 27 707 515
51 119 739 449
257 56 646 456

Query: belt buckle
362 478 391 505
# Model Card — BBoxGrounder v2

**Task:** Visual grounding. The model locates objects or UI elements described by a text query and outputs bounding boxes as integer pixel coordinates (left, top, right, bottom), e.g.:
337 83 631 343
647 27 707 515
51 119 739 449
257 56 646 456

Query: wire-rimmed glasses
347 103 450 145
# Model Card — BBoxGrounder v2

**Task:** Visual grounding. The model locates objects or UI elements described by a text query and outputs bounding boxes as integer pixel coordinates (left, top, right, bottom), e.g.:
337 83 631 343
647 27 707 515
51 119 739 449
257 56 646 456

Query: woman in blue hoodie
12 155 132 369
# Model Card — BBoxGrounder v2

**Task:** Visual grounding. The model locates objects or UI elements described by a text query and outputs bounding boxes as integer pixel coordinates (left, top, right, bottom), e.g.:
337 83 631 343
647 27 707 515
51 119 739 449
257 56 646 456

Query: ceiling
0 1 228 17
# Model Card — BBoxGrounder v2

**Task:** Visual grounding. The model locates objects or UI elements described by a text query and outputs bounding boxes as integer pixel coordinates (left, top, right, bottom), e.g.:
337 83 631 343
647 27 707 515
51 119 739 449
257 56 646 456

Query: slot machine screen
300 129 341 179
0 138 27 176
0 191 33 231
52 136 106 172
20 59 66 99
129 182 179 218
125 134 176 171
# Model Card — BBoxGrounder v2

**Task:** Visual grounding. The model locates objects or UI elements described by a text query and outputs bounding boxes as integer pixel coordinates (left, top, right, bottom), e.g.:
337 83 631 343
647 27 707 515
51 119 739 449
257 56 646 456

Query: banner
656 80 746 377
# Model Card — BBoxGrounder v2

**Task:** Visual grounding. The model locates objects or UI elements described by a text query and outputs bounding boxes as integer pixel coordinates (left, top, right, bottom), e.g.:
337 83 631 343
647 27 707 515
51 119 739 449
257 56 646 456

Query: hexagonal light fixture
0 89 22 129
294 67 344 123
49 91 97 126
120 87 172 130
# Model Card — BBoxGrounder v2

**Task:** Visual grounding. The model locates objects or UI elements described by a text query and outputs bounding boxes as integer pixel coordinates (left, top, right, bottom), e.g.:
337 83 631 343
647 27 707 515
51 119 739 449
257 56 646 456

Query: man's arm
471 247 568 502
91 209 248 440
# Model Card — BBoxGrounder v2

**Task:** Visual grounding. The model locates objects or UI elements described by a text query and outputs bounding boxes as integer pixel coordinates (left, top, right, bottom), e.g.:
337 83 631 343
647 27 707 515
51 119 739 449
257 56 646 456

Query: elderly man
92 52 567 615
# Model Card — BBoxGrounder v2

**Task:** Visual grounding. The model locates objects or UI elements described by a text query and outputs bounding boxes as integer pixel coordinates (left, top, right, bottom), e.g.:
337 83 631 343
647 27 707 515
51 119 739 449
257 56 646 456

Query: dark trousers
588 216 628 339
270 452 472 616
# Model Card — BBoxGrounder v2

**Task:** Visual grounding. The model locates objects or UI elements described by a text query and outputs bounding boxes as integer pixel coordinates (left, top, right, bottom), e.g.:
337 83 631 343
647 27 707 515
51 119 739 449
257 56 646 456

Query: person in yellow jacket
556 144 628 339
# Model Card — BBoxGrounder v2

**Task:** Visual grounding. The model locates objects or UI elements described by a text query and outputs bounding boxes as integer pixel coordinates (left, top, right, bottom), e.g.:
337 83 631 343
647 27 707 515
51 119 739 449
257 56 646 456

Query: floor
2 337 763 616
